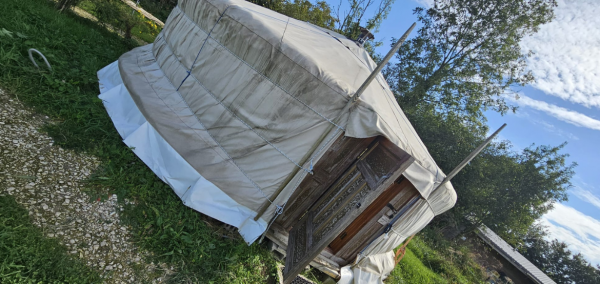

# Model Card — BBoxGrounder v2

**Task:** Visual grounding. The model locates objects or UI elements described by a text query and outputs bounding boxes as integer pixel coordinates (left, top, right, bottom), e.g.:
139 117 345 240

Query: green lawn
0 195 102 283
388 248 447 284
388 236 486 284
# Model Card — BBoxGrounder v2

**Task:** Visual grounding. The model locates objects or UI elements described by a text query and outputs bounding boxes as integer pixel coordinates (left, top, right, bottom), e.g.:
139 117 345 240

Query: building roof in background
476 225 556 284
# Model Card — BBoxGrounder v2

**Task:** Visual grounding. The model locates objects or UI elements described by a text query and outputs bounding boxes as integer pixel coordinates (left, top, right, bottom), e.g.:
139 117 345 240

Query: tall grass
0 0 276 282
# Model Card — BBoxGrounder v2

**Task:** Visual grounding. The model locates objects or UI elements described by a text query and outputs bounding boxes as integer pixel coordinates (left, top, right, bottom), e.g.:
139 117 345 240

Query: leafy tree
334 0 394 38
328 0 395 58
136 0 178 21
409 110 574 241
519 227 600 284
386 0 558 125
378 0 574 242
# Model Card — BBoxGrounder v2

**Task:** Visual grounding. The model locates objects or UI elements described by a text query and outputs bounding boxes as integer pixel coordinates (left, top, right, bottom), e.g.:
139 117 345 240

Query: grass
0 0 276 282
388 234 486 284
388 247 447 284
0 194 102 283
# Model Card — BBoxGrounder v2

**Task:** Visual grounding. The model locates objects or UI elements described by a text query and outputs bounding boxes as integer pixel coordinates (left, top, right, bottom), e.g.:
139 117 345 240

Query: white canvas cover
99 61 269 241
98 0 457 281
338 251 396 284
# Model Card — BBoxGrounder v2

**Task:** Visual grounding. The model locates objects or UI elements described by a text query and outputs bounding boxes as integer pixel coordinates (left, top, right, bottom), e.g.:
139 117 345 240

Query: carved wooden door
328 178 421 262
282 138 414 283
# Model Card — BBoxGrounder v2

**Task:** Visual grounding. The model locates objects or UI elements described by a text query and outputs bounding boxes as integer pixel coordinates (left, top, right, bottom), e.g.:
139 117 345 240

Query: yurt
97 0 457 282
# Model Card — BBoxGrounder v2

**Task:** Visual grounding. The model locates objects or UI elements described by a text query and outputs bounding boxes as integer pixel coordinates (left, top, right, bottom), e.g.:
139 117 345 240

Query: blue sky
327 0 600 264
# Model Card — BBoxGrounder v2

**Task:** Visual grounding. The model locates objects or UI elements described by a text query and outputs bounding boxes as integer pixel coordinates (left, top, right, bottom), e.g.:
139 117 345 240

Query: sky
327 0 600 265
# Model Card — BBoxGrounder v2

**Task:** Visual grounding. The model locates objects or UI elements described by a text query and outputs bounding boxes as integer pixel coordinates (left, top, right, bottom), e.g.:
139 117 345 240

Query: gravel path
0 89 171 283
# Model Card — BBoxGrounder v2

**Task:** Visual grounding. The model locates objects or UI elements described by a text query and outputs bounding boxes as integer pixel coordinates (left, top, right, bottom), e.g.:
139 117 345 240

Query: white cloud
511 95 600 131
522 0 600 108
416 0 600 108
541 203 600 265
572 187 600 211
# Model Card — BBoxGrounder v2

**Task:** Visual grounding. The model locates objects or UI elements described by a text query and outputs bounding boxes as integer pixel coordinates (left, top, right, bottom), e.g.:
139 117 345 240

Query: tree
334 0 394 38
250 0 337 29
386 0 557 125
329 0 395 58
409 109 575 241
519 226 600 284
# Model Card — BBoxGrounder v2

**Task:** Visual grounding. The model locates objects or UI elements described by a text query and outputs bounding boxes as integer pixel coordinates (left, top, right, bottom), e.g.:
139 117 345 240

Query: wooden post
253 23 417 222
351 22 416 102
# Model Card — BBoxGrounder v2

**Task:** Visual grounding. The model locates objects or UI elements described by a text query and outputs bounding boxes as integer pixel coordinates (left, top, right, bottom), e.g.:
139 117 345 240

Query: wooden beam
122 0 164 27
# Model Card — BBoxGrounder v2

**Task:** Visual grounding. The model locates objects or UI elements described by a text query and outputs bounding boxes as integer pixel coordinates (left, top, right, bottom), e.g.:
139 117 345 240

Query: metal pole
355 124 506 267
352 22 416 102
434 123 507 191
253 23 417 222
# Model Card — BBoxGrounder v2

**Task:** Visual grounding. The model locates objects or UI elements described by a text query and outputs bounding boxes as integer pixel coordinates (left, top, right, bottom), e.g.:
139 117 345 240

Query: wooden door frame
277 135 376 231
282 138 414 284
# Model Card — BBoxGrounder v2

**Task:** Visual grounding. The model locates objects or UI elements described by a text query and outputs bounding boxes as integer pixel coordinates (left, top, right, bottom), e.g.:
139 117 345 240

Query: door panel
282 138 414 284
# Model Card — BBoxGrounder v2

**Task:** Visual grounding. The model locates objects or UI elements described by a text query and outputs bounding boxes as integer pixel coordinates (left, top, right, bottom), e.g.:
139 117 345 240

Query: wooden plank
357 159 379 191
283 223 297 275
121 0 164 27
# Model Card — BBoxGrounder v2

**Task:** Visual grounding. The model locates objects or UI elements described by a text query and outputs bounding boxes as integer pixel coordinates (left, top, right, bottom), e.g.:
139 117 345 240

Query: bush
93 0 139 39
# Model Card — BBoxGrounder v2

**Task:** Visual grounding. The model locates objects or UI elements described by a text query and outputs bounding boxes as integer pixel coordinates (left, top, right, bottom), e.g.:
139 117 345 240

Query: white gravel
0 89 172 283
